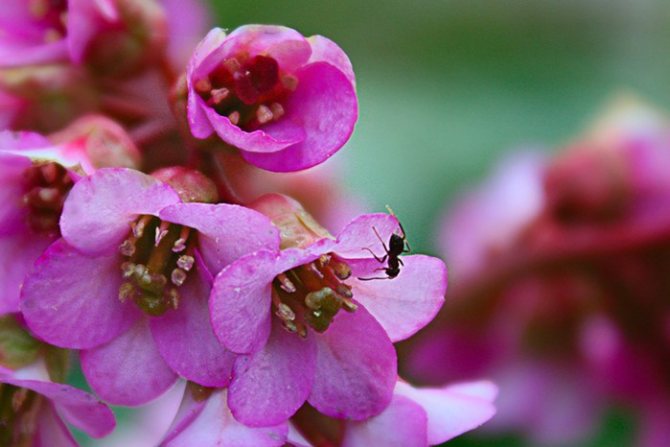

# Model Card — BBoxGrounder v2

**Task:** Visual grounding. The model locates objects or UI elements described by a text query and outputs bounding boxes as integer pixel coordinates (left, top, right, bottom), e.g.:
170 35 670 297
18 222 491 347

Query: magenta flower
339 380 497 447
21 168 280 405
187 25 358 172
209 196 446 425
160 384 288 447
0 364 115 446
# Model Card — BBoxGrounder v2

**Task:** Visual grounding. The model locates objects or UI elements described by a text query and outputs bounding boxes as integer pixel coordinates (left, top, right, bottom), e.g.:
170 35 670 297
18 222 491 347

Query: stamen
120 262 135 278
172 226 191 253
40 163 59 183
132 215 152 238
177 255 195 271
155 221 170 246
277 273 296 293
228 111 240 125
342 298 358 312
118 282 135 302
331 260 351 280
223 57 241 73
256 105 274 124
171 268 187 286
168 288 180 309
119 238 136 257
208 87 230 105
276 303 296 321
270 103 285 120
194 77 212 94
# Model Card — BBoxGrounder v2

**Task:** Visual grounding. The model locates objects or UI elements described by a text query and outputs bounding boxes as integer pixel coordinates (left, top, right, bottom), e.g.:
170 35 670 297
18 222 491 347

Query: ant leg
398 258 404 266
372 226 389 253
363 247 387 264
357 276 389 281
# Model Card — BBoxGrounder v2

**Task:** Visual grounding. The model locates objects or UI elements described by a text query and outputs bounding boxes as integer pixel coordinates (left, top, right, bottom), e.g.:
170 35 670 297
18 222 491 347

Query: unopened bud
152 166 219 203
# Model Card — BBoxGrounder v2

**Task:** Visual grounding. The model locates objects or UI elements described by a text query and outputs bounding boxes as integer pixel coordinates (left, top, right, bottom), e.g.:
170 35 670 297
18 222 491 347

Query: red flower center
22 162 73 235
117 216 197 316
272 254 357 337
195 54 297 131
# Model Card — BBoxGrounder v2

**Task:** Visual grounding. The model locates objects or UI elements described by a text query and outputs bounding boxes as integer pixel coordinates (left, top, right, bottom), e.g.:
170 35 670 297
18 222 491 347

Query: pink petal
151 273 235 387
308 306 397 420
202 97 305 153
1 376 116 437
349 255 446 342
307 35 355 87
0 232 52 315
209 250 278 354
241 61 357 172
21 239 140 349
61 168 181 256
395 380 498 445
159 202 280 275
164 389 288 447
333 213 400 259
228 320 317 427
342 395 427 447
161 0 212 70
81 320 177 406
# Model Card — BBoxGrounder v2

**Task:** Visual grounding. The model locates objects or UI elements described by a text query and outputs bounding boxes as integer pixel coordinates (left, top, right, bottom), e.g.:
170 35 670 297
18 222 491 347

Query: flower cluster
0 1 495 445
407 98 670 446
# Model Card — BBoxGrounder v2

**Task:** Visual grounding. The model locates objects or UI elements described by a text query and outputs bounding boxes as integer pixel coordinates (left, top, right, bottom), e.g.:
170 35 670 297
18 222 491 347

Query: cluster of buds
0 1 495 446
407 98 670 447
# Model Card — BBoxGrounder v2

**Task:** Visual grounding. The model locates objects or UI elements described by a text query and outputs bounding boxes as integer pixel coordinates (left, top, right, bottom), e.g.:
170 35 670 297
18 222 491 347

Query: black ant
358 206 410 281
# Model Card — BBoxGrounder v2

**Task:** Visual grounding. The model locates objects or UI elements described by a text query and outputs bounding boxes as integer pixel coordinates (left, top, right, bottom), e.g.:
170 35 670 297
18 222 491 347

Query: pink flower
187 25 358 172
160 383 288 447
160 0 211 70
20 168 279 405
209 194 446 425
0 363 115 446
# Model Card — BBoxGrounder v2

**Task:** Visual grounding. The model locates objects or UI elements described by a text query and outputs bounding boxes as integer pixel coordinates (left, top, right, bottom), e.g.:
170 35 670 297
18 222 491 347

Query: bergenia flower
0 363 115 446
160 383 288 447
187 25 358 172
21 167 280 405
210 194 446 425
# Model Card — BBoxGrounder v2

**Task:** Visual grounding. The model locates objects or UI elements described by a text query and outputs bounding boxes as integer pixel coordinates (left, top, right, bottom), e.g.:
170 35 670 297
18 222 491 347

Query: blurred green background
210 1 669 446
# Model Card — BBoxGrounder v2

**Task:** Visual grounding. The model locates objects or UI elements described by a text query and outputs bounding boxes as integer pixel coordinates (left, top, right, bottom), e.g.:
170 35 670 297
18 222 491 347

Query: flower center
194 54 297 130
22 162 74 235
0 384 43 446
117 216 197 317
272 254 357 337
29 0 68 43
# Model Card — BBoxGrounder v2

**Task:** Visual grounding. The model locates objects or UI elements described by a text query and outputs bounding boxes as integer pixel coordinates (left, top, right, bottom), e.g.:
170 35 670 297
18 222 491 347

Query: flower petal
209 250 278 354
308 306 396 420
342 395 427 447
159 202 280 274
395 380 498 445
164 389 288 447
0 152 31 236
349 255 446 342
226 25 312 73
1 377 115 437
0 232 52 315
61 168 181 256
241 61 357 172
21 239 140 349
228 320 317 426
34 405 78 447
333 213 400 259
307 35 355 87
151 273 235 387
81 319 177 406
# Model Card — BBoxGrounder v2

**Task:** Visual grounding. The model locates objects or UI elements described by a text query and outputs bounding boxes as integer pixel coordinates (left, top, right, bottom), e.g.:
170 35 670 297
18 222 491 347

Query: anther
336 283 353 298
194 77 212 94
121 262 135 278
208 87 230 105
168 288 180 309
223 57 241 73
277 273 296 293
331 261 352 280
171 268 187 286
256 105 274 124
172 227 191 253
284 320 298 333
270 103 285 120
305 287 333 310
118 282 135 302
119 239 136 257
177 255 195 271
40 163 59 183
155 221 170 246
317 254 331 268
132 215 152 238
228 111 240 125
342 298 358 312
276 303 296 322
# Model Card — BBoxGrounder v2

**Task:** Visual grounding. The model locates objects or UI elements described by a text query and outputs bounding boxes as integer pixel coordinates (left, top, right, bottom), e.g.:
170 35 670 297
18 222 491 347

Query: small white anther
171 268 187 286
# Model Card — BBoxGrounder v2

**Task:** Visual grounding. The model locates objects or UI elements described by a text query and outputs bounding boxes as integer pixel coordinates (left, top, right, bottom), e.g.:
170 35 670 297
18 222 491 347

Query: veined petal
21 239 140 349
307 35 355 87
61 168 181 256
333 213 400 259
81 320 177 406
308 306 396 420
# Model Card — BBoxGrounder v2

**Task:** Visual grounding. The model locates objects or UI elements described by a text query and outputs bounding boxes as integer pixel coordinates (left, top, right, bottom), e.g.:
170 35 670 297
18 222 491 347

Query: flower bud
152 166 218 203
250 193 331 249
